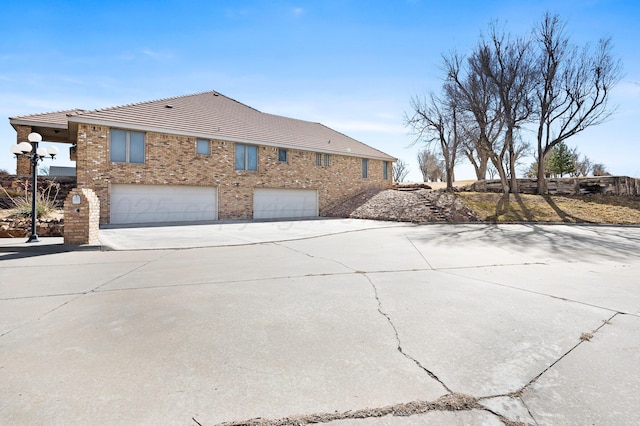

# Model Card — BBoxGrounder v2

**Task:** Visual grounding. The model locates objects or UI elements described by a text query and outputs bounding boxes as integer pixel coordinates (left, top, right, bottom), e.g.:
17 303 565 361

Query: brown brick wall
75 124 393 223
63 188 100 245
15 125 32 176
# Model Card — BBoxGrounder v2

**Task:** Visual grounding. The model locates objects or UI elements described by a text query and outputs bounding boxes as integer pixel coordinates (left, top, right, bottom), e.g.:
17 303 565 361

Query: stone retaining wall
0 218 63 238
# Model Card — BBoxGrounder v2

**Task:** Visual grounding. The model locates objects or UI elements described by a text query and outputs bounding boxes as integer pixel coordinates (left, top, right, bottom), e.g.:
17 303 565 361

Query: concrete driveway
1 220 639 425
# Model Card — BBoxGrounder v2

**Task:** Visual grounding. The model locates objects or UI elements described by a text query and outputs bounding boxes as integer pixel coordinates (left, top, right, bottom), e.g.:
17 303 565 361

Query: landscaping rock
325 189 479 223
0 217 64 238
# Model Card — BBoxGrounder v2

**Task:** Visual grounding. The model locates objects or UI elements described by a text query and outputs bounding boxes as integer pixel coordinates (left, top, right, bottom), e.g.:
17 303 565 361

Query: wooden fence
469 176 640 196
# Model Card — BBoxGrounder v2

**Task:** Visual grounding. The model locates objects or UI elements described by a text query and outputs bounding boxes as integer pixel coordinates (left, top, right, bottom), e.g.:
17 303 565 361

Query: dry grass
0 208 63 220
458 192 640 224
427 180 477 190
1 180 62 220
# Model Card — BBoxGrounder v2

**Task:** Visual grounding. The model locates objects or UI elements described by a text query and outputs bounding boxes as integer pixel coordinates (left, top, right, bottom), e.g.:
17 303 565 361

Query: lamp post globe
28 132 42 143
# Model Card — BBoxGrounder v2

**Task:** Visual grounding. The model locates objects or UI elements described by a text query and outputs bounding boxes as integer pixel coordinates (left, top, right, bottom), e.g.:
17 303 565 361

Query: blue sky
1 0 638 181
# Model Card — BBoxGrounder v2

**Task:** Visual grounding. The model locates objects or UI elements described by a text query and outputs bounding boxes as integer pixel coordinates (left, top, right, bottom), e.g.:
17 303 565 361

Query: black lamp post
11 132 58 243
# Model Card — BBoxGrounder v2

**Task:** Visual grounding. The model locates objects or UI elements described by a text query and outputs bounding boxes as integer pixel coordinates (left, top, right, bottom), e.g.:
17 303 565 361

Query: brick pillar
15 125 32 176
63 188 100 245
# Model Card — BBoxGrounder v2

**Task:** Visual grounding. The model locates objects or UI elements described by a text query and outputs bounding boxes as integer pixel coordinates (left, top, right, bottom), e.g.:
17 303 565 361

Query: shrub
1 180 60 219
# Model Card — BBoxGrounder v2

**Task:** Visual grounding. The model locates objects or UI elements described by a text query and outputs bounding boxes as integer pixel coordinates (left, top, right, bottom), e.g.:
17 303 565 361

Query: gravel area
325 189 479 222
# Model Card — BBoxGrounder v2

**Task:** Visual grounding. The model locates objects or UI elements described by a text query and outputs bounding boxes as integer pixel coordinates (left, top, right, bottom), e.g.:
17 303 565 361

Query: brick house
10 91 395 224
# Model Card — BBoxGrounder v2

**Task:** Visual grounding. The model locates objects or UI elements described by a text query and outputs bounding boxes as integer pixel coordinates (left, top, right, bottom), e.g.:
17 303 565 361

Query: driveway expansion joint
523 312 618 393
404 233 434 269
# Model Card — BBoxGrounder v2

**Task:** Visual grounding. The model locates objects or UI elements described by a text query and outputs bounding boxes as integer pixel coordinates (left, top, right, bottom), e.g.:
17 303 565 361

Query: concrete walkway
1 221 639 425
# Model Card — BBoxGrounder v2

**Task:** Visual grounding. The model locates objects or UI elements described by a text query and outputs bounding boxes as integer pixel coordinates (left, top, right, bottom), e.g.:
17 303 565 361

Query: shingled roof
10 109 87 128
11 91 395 161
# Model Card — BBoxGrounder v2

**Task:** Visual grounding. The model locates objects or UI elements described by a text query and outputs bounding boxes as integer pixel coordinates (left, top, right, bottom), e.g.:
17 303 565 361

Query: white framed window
362 158 368 178
324 154 331 167
235 144 258 171
383 161 389 180
196 139 210 155
110 129 145 164
278 148 288 162
316 152 322 166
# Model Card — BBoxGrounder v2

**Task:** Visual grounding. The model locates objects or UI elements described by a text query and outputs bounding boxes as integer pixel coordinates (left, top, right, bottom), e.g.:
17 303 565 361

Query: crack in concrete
214 393 530 426
361 272 452 394
517 311 619 393
250 246 527 425
476 393 537 426
274 242 355 272
215 393 483 425
518 396 539 426
474 311 620 425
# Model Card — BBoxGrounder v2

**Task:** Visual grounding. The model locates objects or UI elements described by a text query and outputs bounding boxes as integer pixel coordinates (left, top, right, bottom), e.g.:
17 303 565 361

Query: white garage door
253 188 318 219
110 184 217 224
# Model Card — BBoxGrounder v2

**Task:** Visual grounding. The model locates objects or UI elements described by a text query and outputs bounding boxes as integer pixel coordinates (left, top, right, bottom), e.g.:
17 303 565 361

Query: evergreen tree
548 142 575 177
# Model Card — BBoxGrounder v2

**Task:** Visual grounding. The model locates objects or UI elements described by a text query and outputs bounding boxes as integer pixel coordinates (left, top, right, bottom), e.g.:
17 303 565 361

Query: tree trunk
446 166 454 190
509 150 519 194
444 152 454 190
505 128 519 194
490 153 510 195
477 155 488 181
536 146 547 194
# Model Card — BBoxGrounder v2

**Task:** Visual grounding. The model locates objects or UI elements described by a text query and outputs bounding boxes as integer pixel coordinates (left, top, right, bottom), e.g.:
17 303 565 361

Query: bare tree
534 13 621 193
477 22 537 194
417 149 444 182
459 124 490 181
392 159 410 182
409 12 620 194
569 146 592 177
406 92 462 190
443 51 504 184
487 163 498 179
592 163 610 176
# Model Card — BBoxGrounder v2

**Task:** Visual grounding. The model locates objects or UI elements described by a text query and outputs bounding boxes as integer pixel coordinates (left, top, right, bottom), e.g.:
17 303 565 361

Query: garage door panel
111 184 217 224
253 188 318 219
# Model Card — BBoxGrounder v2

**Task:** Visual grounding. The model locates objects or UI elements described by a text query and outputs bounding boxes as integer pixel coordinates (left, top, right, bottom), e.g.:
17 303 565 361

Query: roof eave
9 118 69 130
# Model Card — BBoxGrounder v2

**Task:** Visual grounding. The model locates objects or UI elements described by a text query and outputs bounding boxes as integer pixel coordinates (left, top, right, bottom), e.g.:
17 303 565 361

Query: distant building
48 166 76 177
